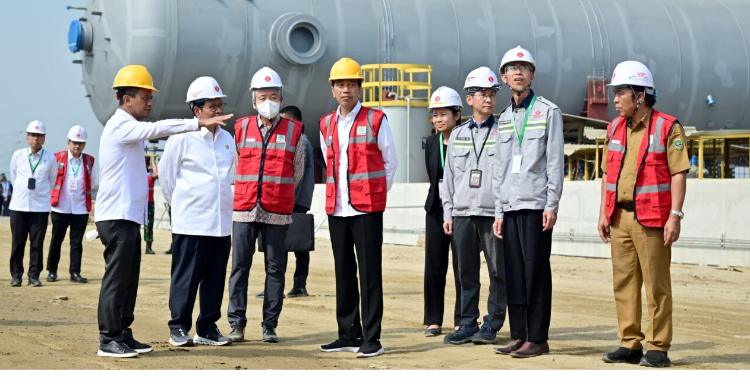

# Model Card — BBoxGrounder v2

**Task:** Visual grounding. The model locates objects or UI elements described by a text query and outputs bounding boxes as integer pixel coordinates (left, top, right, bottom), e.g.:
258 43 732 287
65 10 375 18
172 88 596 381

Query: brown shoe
510 341 550 358
494 339 525 355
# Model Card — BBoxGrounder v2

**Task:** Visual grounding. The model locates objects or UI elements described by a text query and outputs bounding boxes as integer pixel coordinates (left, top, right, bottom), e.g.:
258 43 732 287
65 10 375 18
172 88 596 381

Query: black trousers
96 220 142 343
452 216 507 330
9 211 49 279
291 204 311 289
424 211 460 327
503 210 553 342
169 234 231 334
47 212 89 275
228 221 288 328
328 212 384 343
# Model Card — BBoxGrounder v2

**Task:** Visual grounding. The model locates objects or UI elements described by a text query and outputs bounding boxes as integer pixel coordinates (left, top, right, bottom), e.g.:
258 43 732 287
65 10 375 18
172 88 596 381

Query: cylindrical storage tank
71 0 750 141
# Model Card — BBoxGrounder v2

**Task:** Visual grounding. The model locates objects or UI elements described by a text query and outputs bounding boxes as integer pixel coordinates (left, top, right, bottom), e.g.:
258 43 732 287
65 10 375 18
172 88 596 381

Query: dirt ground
0 220 748 370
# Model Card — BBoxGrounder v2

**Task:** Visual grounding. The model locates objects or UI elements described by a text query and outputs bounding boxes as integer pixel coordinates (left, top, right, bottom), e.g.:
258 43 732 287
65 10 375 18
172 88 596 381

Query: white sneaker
194 327 232 346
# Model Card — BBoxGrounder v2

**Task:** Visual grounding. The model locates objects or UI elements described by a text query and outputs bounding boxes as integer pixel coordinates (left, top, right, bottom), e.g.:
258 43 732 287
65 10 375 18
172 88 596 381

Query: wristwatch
670 210 684 219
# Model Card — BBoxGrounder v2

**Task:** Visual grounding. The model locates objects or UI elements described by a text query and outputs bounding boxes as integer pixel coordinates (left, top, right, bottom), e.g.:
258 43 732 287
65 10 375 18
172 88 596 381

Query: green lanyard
27 148 44 174
70 155 82 176
510 95 537 147
439 133 445 170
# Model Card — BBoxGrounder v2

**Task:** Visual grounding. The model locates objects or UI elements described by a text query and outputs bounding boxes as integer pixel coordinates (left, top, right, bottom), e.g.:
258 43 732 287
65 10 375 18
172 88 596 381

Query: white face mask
257 100 280 119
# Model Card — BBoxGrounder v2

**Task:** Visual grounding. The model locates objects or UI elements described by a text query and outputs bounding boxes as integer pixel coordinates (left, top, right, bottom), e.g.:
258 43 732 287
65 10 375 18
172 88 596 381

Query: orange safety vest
50 151 94 212
234 116 302 215
605 109 677 228
320 106 387 215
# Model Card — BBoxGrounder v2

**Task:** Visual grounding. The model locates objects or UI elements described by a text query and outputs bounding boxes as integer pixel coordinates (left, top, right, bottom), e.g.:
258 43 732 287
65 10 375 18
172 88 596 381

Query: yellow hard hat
112 65 159 92
329 57 364 82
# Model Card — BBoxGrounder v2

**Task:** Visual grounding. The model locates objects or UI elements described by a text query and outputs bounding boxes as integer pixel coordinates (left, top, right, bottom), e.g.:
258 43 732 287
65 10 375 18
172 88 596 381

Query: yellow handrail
361 63 432 108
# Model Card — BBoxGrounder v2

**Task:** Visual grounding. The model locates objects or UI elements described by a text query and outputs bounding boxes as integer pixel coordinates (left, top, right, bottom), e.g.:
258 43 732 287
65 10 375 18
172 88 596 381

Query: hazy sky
0 1 101 177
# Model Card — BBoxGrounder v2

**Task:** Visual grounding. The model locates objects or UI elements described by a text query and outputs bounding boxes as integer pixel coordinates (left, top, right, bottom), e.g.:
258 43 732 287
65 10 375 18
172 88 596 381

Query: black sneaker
262 326 278 343
194 326 232 346
356 341 385 358
228 325 245 342
640 350 672 368
169 328 194 347
28 277 42 287
602 347 644 364
46 272 58 282
97 340 138 358
10 277 21 287
320 338 363 353
286 287 309 298
123 337 153 354
444 324 480 345
472 322 498 344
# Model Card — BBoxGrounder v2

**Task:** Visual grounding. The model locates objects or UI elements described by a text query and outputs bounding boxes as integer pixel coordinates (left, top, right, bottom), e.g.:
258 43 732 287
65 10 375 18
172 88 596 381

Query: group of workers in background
6 44 687 367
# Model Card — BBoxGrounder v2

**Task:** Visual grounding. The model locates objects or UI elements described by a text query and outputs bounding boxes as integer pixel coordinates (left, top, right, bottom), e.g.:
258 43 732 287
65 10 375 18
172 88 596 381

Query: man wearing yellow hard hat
94 65 232 358
318 58 398 358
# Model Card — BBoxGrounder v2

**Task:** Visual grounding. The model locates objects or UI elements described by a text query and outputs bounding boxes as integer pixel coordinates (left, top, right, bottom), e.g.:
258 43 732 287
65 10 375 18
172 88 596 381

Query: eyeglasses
505 64 533 73
471 92 496 100
204 102 227 113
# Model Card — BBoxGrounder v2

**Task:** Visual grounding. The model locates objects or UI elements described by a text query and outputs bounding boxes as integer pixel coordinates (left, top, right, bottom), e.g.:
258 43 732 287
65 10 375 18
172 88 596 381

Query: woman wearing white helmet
423 86 463 337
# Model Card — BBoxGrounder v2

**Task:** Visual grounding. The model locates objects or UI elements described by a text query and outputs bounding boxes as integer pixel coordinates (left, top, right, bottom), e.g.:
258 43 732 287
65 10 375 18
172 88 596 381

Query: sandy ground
0 220 748 370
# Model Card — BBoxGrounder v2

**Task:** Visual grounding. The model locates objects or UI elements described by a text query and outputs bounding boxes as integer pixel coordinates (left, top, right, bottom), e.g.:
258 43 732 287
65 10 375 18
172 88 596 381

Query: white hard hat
250 67 283 90
607 61 655 90
67 125 87 142
185 76 227 103
429 86 463 109
26 120 46 135
500 46 536 73
464 67 500 90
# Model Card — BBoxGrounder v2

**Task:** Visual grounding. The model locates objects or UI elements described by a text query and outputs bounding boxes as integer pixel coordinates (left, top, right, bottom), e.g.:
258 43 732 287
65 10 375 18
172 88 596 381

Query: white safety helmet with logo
250 67 284 119
186 76 227 106
607 60 656 95
67 125 87 142
463 67 500 94
429 86 463 110
500 46 536 73
26 120 46 135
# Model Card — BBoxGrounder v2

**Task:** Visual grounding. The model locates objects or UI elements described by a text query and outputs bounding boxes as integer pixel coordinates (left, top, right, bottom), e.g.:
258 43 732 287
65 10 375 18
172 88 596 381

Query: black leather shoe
255 291 265 299
640 350 671 368
145 246 155 255
262 326 278 343
286 287 309 298
98 341 138 358
70 273 88 283
46 272 58 282
602 347 643 364
164 244 173 255
10 277 22 287
28 277 43 287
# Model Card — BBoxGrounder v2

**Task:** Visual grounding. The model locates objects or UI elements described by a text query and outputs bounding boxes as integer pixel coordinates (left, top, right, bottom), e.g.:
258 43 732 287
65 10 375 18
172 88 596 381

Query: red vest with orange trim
320 106 387 215
234 116 303 215
605 110 677 228
51 151 95 212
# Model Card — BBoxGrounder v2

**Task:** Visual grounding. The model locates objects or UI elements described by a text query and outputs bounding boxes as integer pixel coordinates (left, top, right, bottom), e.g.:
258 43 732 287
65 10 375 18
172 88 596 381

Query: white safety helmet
26 120 46 135
463 67 500 92
429 86 463 110
250 67 283 90
67 125 87 142
607 61 656 93
500 46 536 73
185 76 227 103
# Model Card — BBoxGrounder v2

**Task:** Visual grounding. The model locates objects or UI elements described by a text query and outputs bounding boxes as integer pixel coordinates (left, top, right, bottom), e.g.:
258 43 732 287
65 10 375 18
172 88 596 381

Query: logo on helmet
264 76 271 82
517 52 524 58
435 96 441 102
35 126 39 130
637 72 646 78
77 134 81 138
489 76 495 83
215 86 220 92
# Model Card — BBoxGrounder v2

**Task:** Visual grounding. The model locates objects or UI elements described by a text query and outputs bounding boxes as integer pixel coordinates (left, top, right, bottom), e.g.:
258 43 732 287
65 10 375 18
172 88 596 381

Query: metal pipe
405 96 411 183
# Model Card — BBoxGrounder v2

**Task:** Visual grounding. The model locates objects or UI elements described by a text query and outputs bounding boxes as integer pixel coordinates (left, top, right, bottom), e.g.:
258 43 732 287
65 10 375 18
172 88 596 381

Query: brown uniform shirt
601 109 690 203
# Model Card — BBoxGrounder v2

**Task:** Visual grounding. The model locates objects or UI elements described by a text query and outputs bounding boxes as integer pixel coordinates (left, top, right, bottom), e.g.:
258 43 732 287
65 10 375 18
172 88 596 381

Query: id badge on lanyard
469 169 482 188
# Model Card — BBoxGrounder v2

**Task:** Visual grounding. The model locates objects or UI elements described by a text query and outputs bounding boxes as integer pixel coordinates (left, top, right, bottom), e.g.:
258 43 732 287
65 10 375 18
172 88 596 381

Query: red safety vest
51 151 95 212
234 116 302 214
605 109 677 228
320 106 387 215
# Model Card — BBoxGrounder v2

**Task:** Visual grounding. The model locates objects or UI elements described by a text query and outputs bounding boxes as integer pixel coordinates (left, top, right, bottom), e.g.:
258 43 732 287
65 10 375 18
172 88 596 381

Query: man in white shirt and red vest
318 58 398 358
227 67 305 344
95 65 231 358
8 120 57 287
597 61 689 368
46 125 96 284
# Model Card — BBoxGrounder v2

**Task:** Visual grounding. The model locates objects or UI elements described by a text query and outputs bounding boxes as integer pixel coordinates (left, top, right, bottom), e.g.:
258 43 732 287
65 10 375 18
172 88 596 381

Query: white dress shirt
52 152 97 215
95 109 199 225
319 101 398 217
9 147 57 212
159 126 235 237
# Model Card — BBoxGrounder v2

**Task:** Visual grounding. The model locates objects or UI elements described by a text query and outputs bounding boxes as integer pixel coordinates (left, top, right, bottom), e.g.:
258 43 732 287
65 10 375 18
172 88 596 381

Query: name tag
438 179 443 200
611 139 621 145
69 181 78 191
356 126 367 136
277 135 286 144
248 138 256 142
512 155 522 174
649 135 654 145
